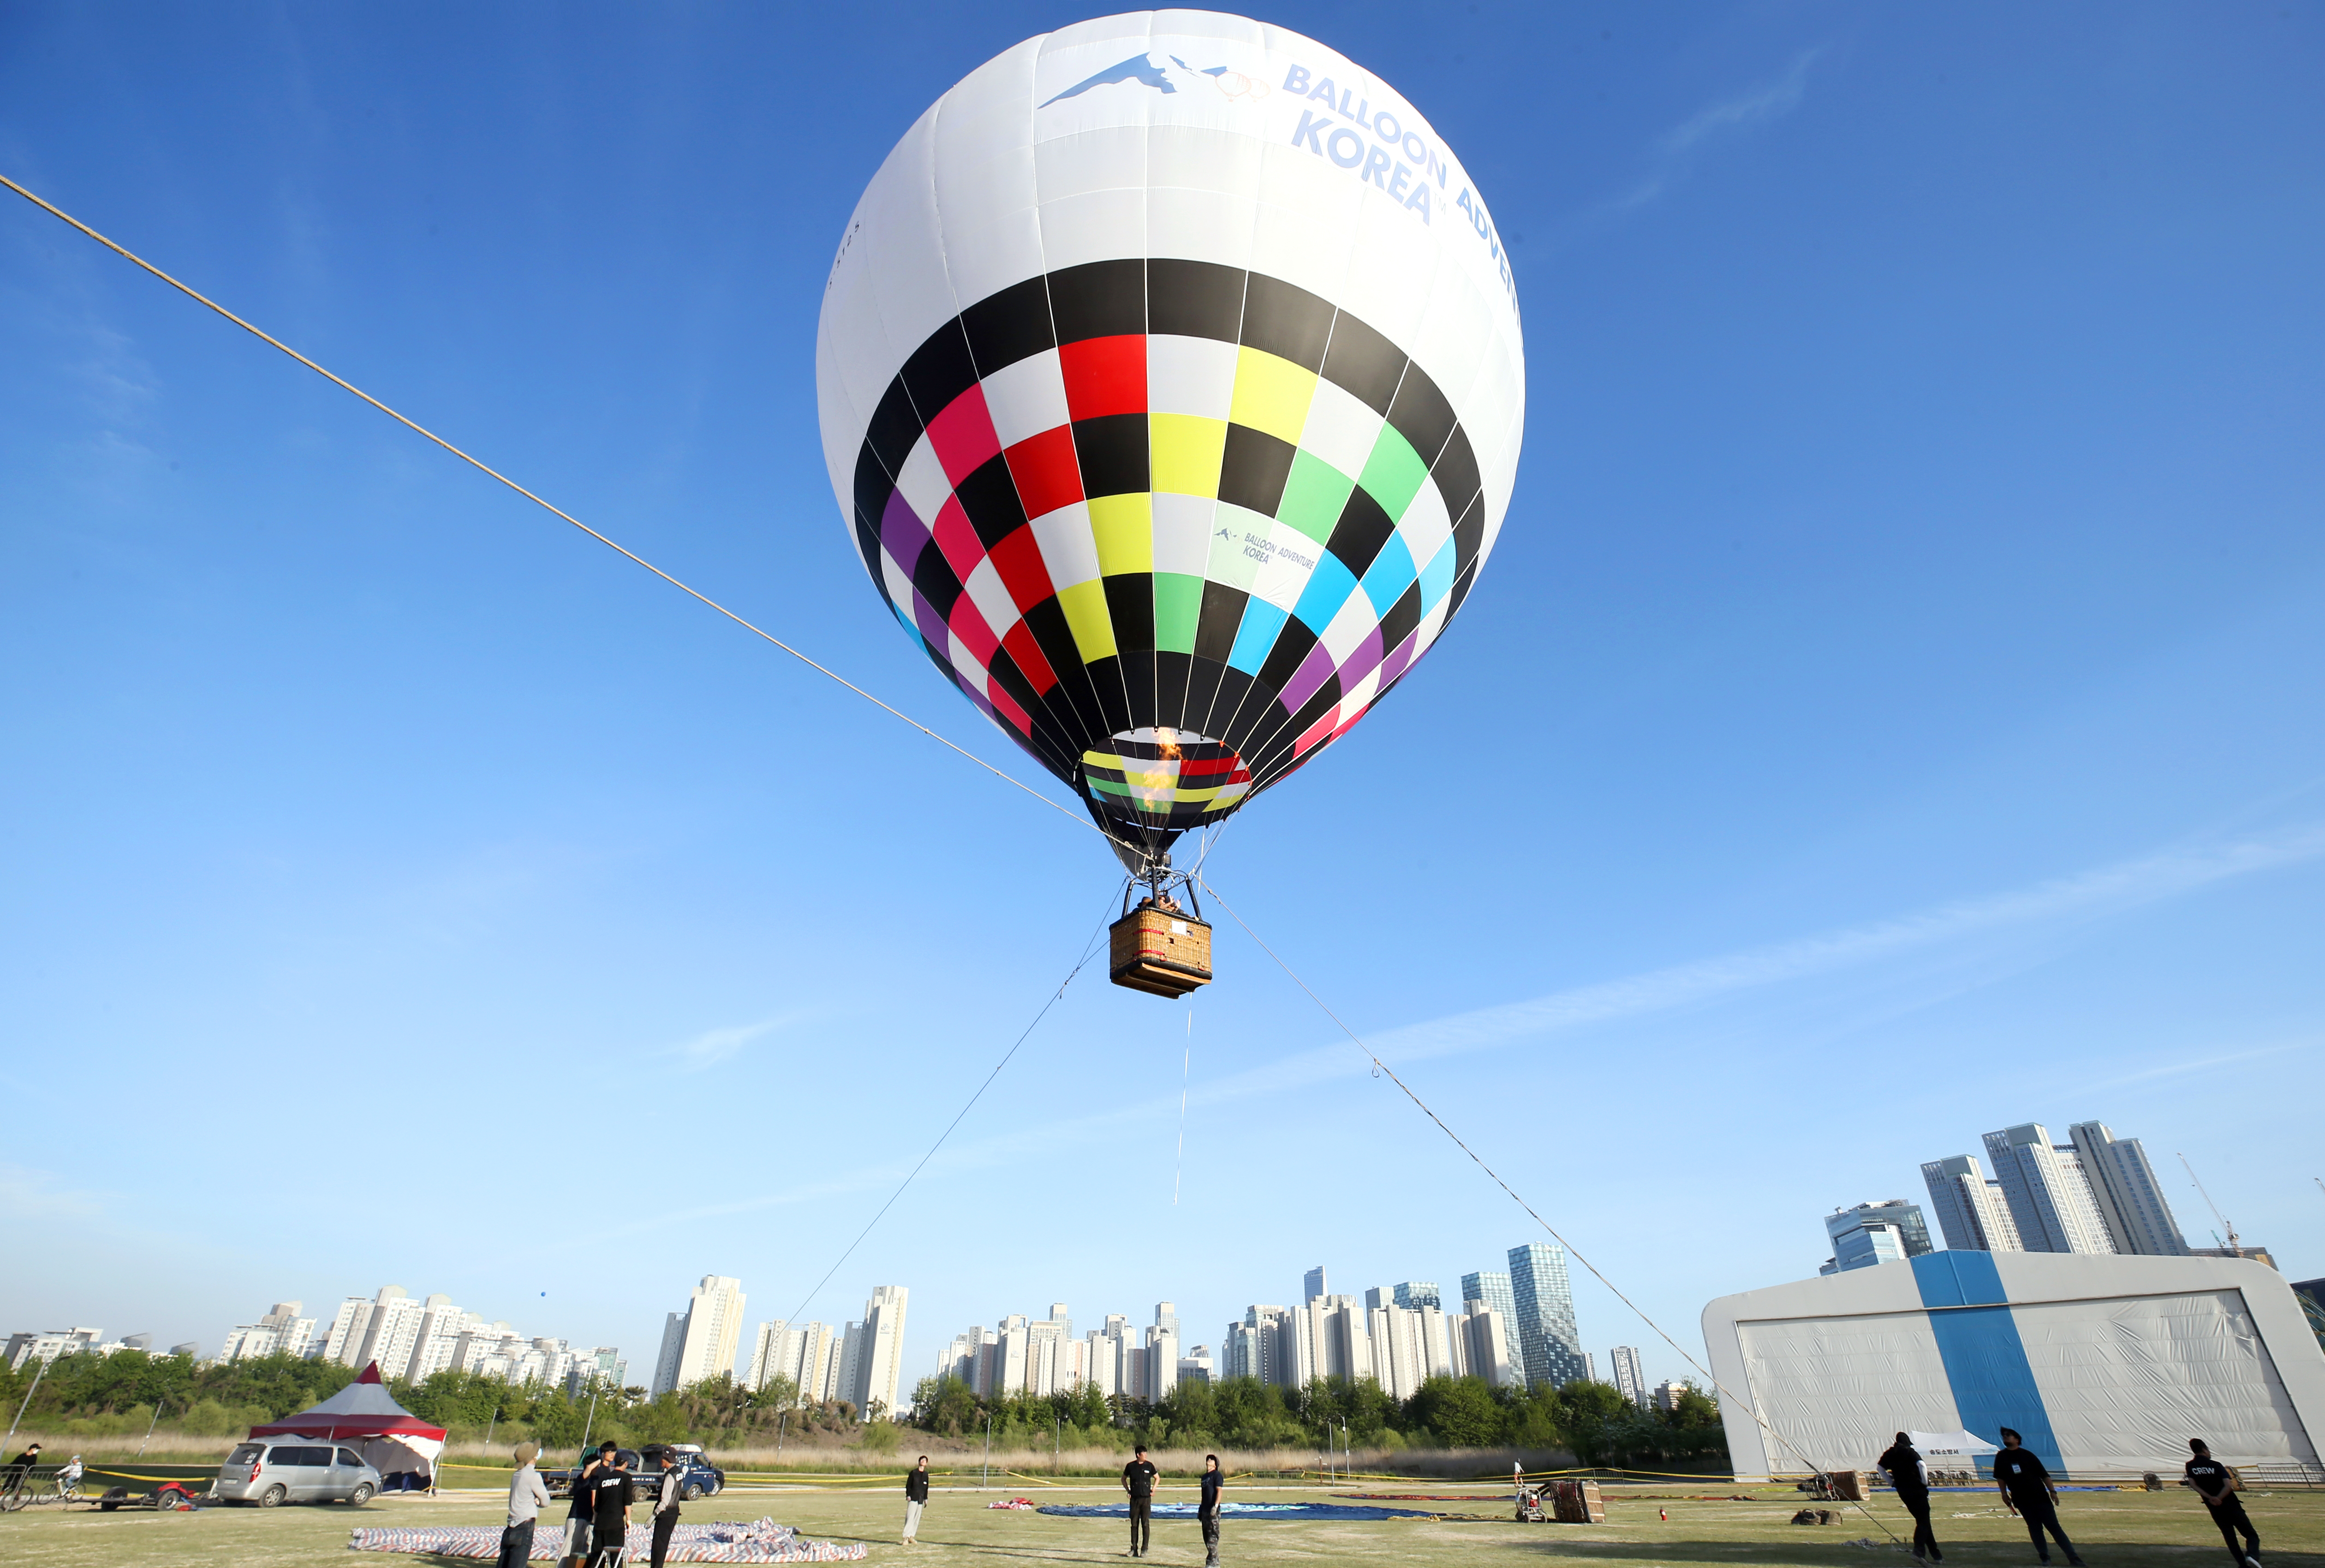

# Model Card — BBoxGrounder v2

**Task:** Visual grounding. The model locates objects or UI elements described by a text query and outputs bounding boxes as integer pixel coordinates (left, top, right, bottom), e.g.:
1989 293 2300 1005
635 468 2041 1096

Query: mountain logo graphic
1040 52 1273 108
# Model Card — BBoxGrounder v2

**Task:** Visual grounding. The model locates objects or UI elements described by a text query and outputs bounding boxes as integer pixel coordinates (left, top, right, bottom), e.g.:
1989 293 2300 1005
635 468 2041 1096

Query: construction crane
2177 1153 2243 1259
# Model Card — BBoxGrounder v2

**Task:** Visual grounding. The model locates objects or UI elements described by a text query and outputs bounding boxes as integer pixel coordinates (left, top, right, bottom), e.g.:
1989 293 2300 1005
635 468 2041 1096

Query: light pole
137 1397 170 1459
982 1413 993 1491
6 1358 51 1442
582 1384 602 1451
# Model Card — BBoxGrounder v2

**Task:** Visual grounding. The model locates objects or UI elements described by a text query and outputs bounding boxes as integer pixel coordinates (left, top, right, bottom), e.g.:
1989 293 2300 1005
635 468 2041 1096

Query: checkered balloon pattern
849 260 1485 837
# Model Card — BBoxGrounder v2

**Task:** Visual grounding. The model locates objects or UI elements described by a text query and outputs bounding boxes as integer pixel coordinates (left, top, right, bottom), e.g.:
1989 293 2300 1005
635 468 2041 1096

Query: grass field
6 1478 2320 1568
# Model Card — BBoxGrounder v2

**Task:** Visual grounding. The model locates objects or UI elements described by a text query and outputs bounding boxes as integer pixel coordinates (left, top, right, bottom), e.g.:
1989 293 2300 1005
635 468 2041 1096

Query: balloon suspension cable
1193 869 1907 1535
779 891 1117 1329
0 172 1101 842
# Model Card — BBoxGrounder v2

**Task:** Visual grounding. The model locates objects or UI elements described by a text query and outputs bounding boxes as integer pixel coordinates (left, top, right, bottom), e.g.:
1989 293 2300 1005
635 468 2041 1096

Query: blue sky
3 2 2321 1397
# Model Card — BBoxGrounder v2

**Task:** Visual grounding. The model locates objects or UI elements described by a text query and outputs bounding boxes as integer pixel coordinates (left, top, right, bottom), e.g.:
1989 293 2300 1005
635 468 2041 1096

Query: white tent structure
1702 1253 2325 1480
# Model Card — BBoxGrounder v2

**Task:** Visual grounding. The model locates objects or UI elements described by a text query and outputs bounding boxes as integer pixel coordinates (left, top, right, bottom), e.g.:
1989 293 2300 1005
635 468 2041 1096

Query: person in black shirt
1198 1453 1223 1568
903 1455 930 1545
562 1449 604 1568
2185 1439 2260 1568
1993 1429 2082 1566
1121 1444 1158 1557
585 1449 635 1568
1878 1432 1940 1562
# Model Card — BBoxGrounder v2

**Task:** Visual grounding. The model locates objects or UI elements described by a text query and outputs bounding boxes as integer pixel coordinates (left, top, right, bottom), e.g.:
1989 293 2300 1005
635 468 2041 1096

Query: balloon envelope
817 12 1524 854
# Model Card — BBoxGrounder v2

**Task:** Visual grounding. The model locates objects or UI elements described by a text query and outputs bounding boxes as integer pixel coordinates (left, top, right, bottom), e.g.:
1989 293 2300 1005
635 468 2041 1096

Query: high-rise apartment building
848 1285 909 1418
1460 1270 1517 1327
1303 1266 1328 1305
405 1295 467 1382
320 1296 374 1366
1584 1351 1598 1383
1984 1125 2116 1254
1506 1243 1586 1390
1609 1344 1647 1406
1145 1301 1180 1402
356 1288 427 1378
566 1346 626 1394
1920 1154 2024 1253
217 1303 316 1365
1820 1200 1934 1273
2068 1122 2189 1256
1222 1305 1292 1386
651 1275 748 1396
1447 1304 1518 1387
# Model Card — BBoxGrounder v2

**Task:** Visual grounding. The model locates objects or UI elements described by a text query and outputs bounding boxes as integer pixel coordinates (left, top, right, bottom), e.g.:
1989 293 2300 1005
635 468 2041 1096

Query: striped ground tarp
347 1517 867 1562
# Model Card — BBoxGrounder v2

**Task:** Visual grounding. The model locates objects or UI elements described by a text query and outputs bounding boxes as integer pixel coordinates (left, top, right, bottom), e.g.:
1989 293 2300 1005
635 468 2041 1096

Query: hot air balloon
816 11 1524 994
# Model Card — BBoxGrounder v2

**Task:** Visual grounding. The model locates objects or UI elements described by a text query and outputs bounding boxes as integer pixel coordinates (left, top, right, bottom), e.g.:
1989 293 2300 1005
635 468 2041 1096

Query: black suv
545 1448 725 1501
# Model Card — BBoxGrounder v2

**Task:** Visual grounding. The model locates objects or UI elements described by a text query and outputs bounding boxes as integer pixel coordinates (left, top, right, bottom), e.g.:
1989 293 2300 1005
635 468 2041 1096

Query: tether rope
775 895 1117 1335
0 172 1101 842
1194 872 1907 1544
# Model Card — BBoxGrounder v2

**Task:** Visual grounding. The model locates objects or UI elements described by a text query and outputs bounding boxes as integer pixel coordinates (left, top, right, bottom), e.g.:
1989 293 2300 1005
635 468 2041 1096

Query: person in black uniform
1878 1432 1940 1562
561 1449 602 1568
1121 1444 1158 1557
2186 1440 2260 1568
1993 1429 2082 1566
1198 1454 1223 1568
585 1447 635 1568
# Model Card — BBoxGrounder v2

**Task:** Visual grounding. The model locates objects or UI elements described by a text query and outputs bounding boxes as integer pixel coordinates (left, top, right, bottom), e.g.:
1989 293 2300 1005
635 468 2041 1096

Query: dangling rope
0 172 1105 843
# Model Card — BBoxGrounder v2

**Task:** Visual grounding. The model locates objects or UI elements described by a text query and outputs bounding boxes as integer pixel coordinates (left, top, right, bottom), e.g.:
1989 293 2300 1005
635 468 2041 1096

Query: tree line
906 1372 1728 1468
0 1350 874 1458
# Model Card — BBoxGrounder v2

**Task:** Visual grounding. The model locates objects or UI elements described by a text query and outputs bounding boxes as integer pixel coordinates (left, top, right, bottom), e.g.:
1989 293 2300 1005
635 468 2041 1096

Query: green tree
1402 1375 1503 1448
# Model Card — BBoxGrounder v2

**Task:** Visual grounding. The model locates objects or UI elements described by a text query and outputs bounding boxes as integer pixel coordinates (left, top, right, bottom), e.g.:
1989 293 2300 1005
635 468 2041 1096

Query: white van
215 1441 381 1506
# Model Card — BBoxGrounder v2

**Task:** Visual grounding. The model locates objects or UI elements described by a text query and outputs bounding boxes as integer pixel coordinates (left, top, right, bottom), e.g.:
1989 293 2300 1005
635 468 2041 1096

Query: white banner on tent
1910 1430 2001 1461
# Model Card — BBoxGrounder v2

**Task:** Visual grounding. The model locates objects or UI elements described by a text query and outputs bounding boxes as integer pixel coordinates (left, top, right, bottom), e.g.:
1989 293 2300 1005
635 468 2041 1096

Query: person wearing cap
2185 1439 2260 1568
561 1447 604 1568
1878 1432 1939 1562
648 1448 684 1568
1121 1443 1158 1557
1993 1428 2082 1566
584 1442 635 1568
501 1443 551 1568
903 1455 930 1544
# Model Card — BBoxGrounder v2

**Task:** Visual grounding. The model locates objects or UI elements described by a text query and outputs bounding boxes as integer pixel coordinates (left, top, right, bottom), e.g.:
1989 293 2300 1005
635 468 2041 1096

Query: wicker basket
1551 1479 1605 1523
1109 904 1213 997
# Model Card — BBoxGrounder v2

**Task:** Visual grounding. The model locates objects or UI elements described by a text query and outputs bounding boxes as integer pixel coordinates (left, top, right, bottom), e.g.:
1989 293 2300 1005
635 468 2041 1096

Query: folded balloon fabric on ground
346 1518 868 1561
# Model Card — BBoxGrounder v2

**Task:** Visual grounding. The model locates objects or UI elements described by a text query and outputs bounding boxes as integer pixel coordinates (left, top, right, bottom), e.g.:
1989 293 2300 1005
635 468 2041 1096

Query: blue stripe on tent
1911 1252 2064 1477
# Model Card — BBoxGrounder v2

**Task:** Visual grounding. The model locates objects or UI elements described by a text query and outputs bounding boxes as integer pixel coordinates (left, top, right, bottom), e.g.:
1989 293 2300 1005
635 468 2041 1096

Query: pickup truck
543 1446 725 1502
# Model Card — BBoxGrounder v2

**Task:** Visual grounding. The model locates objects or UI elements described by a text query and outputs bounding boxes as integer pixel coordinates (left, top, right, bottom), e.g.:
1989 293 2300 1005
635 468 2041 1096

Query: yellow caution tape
83 1471 209 1486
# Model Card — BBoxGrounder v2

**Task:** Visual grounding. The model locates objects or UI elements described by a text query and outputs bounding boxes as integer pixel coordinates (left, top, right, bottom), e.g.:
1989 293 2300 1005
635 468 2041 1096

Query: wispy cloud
1614 49 1823 212
2102 1039 2313 1087
628 821 2325 1247
665 1010 817 1070
1363 822 2325 1064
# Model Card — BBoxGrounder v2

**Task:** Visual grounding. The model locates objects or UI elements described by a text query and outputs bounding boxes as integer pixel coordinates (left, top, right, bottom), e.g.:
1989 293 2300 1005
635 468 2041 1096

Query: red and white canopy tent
250 1363 448 1484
